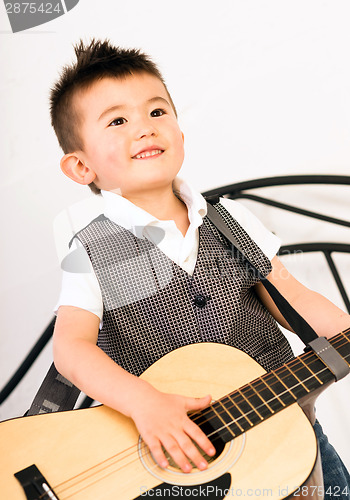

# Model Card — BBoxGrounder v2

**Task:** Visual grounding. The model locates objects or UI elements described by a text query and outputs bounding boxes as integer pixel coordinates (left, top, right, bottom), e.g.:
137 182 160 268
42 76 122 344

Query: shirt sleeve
219 197 281 261
54 243 103 320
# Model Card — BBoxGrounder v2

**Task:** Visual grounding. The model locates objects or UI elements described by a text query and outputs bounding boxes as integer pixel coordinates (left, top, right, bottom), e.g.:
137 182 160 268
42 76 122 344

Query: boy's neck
122 184 190 236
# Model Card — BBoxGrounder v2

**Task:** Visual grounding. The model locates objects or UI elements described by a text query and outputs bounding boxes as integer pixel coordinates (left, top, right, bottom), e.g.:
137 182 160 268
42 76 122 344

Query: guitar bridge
15 464 59 500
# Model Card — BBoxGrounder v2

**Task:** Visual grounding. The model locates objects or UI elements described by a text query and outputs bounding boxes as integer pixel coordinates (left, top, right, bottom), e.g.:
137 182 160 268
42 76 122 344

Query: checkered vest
75 203 294 375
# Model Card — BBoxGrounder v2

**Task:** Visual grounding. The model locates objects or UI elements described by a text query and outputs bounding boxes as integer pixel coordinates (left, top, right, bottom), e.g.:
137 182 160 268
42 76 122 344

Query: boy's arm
255 256 350 338
53 306 215 473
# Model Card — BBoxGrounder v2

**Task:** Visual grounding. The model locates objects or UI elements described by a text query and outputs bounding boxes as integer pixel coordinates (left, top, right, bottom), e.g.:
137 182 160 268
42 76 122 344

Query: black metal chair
1 174 349 409
203 174 350 314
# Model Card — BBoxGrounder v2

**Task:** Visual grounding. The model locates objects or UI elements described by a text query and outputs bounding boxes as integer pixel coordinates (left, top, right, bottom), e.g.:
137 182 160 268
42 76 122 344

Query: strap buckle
307 336 350 381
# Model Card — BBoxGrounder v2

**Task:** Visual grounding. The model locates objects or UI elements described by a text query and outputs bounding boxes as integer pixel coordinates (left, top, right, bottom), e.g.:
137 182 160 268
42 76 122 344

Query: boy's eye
109 117 127 126
150 108 166 117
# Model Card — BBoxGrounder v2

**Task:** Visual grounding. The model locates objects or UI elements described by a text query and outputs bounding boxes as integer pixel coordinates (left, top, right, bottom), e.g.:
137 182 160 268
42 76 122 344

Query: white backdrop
1 0 349 472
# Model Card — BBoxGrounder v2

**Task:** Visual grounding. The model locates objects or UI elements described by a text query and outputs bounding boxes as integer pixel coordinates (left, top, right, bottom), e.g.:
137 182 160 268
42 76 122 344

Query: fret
288 360 322 392
328 331 349 350
248 379 279 413
213 400 242 437
314 359 335 383
236 384 272 420
302 353 336 384
225 395 252 432
335 332 350 357
193 408 233 444
195 330 350 447
284 364 310 393
273 372 299 401
244 383 275 417
336 349 350 365
332 332 350 362
274 366 309 399
228 391 261 426
303 331 350 382
211 402 237 442
339 329 350 341
237 389 264 421
215 399 251 436
263 373 296 406
298 357 324 385
254 377 287 411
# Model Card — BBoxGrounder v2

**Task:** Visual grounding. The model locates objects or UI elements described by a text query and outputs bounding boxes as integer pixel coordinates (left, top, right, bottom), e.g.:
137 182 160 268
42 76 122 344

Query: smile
133 149 164 159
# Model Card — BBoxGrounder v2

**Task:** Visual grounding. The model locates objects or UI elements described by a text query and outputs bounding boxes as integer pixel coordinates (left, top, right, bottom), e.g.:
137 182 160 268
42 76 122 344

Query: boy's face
73 73 184 197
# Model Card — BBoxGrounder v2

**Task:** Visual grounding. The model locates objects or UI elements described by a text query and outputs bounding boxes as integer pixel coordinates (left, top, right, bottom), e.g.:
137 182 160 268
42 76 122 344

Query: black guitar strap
26 363 80 416
206 201 349 381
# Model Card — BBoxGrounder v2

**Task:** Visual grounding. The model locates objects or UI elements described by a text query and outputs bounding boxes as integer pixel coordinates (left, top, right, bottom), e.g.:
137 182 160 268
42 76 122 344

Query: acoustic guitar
1 328 349 500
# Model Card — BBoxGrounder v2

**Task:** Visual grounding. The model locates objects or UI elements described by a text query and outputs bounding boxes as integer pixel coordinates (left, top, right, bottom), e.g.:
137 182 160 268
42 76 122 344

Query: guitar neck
193 328 350 443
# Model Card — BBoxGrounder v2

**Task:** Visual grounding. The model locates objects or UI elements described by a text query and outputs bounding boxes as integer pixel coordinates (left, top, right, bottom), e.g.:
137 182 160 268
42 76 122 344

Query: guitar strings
207 345 346 414
50 338 350 498
49 351 345 499
52 364 350 498
206 352 350 439
52 336 350 492
53 427 233 500
175 340 349 435
52 418 230 499
48 338 350 498
190 334 350 427
53 446 153 499
51 428 232 499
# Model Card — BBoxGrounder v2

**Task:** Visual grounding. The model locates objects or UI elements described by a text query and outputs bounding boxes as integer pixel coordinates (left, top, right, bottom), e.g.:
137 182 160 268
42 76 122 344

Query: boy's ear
60 153 96 185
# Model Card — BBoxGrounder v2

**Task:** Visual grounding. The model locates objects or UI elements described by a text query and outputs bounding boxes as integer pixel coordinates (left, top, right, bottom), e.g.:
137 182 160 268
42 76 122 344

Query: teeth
134 149 162 159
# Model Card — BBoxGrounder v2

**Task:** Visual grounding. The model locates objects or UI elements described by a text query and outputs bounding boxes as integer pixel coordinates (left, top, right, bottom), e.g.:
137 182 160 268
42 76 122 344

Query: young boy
52 39 350 487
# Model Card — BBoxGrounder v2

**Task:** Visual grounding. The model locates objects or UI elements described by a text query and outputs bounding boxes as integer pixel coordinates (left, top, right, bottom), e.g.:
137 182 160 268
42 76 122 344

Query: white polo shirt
55 178 280 320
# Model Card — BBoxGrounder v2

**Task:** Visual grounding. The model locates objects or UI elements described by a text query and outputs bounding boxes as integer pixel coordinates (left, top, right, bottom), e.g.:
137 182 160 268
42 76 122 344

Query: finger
145 437 169 469
185 394 212 412
183 395 216 456
175 433 211 471
161 435 194 473
184 418 216 457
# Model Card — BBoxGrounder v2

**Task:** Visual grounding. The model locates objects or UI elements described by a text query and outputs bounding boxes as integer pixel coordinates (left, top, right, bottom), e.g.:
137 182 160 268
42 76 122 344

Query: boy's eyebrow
98 104 126 121
147 96 170 107
98 96 170 121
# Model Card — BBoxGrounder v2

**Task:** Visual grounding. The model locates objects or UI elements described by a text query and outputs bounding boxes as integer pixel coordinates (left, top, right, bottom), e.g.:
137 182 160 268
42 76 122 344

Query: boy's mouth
132 148 164 160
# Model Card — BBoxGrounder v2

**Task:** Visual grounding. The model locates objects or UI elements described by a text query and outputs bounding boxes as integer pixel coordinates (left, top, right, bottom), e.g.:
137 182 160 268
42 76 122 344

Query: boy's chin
104 169 181 196
106 179 174 197
136 170 178 187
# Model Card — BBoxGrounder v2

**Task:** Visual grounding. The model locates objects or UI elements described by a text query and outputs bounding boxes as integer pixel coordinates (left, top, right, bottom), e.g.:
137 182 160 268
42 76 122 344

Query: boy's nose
136 121 158 140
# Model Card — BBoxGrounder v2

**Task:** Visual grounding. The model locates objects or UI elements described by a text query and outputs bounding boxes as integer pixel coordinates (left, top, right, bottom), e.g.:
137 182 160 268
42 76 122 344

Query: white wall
1 0 349 472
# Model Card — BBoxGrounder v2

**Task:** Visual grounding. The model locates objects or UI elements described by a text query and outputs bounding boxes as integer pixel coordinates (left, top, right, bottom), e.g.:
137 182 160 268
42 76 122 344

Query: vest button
194 295 207 308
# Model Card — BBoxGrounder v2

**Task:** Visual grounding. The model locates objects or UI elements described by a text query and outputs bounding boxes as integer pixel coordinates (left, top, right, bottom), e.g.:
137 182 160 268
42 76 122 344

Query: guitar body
0 343 320 499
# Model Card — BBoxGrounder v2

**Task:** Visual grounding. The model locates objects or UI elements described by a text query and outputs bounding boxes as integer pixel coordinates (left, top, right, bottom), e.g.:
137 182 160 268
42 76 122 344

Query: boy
52 39 349 486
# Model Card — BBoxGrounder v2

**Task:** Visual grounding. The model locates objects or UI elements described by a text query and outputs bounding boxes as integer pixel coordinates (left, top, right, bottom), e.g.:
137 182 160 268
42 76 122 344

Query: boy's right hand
129 385 216 473
53 307 215 472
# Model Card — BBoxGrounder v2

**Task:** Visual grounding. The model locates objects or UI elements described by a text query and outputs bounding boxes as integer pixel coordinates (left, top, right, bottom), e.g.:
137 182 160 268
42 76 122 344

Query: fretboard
193 328 350 444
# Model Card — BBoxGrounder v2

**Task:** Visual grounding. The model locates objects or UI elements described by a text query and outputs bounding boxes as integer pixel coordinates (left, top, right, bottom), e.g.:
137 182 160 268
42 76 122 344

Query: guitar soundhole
163 437 227 470
138 432 245 486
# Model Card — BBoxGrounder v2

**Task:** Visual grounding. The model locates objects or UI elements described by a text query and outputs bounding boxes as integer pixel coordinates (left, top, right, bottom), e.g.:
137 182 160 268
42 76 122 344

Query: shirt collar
101 177 207 237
